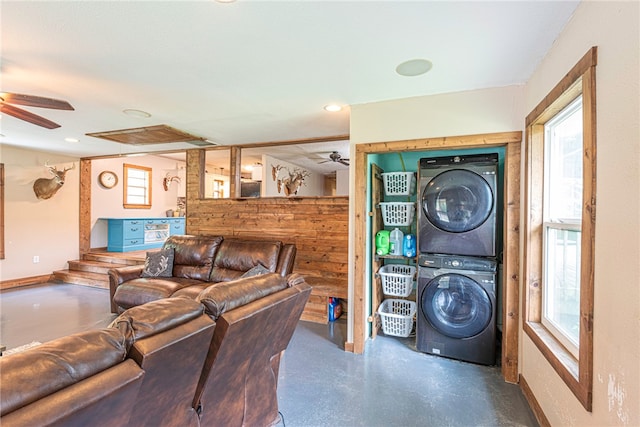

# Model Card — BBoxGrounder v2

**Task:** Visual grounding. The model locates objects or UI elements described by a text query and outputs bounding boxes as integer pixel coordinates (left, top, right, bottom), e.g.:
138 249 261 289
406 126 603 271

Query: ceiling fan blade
0 92 74 110
0 102 61 129
339 159 350 166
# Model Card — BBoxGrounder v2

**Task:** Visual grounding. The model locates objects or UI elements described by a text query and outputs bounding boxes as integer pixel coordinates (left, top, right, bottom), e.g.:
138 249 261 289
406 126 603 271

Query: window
524 47 596 410
123 163 152 209
542 96 583 357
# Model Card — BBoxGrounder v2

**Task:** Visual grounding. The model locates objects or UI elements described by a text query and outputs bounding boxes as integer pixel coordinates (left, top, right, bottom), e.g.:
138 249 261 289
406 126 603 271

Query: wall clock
98 171 118 189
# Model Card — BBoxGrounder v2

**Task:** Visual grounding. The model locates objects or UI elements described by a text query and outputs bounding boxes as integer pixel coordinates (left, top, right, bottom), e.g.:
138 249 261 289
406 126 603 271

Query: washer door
422 169 494 233
421 273 492 339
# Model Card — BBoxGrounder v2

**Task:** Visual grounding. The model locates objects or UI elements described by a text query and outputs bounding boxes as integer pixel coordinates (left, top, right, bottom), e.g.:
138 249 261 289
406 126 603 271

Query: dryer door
421 169 494 233
421 273 492 339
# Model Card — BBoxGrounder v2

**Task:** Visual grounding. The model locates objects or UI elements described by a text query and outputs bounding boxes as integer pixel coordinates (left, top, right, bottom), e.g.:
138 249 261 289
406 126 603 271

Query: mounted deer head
162 172 181 191
272 164 311 196
33 161 75 200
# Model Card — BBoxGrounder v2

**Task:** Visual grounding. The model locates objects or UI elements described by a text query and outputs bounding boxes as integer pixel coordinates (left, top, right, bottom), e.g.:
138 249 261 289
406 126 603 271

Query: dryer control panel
418 254 496 272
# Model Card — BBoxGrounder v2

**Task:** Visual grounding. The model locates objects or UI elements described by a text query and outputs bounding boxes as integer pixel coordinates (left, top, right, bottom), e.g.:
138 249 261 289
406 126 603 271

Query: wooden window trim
523 46 597 411
123 163 152 209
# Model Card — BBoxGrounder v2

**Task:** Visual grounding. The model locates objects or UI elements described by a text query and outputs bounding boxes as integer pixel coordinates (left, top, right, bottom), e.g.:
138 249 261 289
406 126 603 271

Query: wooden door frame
350 131 522 384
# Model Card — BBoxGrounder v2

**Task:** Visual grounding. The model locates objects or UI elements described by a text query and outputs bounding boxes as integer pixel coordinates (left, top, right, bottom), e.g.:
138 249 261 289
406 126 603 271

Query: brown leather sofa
0 328 145 427
109 235 297 313
1 273 311 427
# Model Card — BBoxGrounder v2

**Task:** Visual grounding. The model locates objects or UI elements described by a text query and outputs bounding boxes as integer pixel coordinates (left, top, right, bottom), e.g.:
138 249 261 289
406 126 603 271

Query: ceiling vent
86 124 211 145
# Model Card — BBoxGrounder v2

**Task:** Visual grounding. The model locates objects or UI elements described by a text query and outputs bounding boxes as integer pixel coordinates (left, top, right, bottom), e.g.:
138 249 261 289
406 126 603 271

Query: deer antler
271 164 283 181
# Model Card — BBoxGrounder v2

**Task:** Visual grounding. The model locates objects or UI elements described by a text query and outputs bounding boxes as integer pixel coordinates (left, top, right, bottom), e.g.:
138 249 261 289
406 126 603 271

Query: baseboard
0 274 54 291
520 374 551 427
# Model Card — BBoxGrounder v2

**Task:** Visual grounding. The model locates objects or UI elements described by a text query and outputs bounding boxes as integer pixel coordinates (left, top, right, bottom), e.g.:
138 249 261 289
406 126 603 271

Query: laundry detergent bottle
375 230 391 255
390 228 404 256
403 234 416 258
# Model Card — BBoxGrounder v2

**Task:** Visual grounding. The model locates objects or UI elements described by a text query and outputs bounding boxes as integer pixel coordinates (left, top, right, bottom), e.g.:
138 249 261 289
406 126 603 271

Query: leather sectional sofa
1 272 311 427
109 235 297 313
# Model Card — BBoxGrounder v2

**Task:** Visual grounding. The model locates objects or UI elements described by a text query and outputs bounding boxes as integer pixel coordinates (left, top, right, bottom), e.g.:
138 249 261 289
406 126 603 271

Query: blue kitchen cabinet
104 217 185 252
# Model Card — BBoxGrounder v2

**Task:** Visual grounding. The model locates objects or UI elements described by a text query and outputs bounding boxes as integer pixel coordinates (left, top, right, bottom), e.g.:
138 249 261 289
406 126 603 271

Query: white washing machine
416 254 497 365
418 153 498 257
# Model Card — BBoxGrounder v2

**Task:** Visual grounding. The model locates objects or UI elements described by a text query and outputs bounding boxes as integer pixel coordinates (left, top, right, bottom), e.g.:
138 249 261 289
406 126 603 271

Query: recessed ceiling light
396 59 433 77
324 104 342 112
123 109 151 118
65 137 79 143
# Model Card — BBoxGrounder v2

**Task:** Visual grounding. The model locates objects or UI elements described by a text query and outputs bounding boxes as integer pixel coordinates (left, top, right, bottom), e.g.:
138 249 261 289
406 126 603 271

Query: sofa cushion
197 273 288 319
171 283 210 300
0 328 128 416
113 277 204 311
209 239 281 283
163 235 223 281
141 248 174 278
111 297 205 342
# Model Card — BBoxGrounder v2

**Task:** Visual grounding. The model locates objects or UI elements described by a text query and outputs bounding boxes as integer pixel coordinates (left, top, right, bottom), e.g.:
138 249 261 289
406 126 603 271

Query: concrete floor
1 283 538 427
276 320 538 427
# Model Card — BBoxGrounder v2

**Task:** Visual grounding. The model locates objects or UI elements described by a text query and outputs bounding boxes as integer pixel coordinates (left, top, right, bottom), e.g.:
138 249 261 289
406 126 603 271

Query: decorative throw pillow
141 248 174 278
240 263 270 278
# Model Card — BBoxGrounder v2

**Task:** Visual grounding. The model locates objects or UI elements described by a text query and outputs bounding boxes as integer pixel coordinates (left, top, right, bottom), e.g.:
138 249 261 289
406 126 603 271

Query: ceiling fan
319 151 350 166
0 92 74 129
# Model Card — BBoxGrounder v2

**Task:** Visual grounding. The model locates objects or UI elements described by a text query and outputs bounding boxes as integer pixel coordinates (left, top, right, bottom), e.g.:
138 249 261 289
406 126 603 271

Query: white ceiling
1 0 579 171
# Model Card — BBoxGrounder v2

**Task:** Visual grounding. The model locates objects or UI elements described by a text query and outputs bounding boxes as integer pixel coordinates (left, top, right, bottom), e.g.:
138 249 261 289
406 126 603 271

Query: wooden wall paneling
229 146 241 198
79 159 91 256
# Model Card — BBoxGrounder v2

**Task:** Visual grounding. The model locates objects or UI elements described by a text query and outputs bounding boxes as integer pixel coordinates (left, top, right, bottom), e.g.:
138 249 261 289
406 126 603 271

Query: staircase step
82 253 146 266
67 259 125 275
53 270 109 290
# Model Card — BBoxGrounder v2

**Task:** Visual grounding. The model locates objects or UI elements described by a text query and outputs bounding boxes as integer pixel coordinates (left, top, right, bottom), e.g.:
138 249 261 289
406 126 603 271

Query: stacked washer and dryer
416 153 499 365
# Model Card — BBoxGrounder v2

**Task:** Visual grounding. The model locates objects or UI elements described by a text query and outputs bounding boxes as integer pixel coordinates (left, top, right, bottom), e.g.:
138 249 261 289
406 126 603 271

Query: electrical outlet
33 255 40 263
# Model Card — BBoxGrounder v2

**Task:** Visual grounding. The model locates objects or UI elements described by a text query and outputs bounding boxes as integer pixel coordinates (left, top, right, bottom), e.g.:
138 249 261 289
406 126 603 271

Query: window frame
523 46 597 411
123 163 152 209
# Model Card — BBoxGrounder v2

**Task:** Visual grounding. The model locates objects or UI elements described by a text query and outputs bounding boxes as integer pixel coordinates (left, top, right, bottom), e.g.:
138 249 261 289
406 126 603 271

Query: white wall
522 1 639 425
0 145 79 281
351 85 524 143
262 154 323 197
91 156 186 248
336 169 349 196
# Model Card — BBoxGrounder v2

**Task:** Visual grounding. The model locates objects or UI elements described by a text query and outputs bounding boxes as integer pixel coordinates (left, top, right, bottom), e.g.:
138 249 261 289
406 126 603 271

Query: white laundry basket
378 299 416 338
379 202 415 227
381 172 416 196
378 265 416 297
